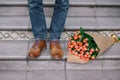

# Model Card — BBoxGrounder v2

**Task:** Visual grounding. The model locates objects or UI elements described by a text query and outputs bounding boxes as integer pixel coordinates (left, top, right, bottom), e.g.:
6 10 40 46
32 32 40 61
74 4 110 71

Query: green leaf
80 27 84 34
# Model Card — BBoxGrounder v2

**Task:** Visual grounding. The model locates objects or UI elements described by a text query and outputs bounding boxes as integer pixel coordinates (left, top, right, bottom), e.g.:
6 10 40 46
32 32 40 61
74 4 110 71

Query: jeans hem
35 38 47 41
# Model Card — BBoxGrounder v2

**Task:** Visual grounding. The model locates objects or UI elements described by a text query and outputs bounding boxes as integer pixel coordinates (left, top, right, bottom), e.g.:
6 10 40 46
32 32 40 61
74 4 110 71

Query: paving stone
66 60 120 70
102 70 120 80
66 60 102 70
0 0 27 3
28 61 65 70
65 17 100 30
44 7 95 17
0 0 95 5
66 70 106 80
68 7 95 17
0 0 95 3
0 70 26 80
27 70 65 80
0 0 55 3
70 0 95 5
1 16 120 30
96 7 120 17
28 17 51 30
97 17 120 30
1 6 120 17
102 60 120 70
22 16 99 30
103 43 120 59
0 41 28 59
0 40 119 60
0 7 29 16
0 30 120 40
96 0 120 6
0 31 33 40
0 16 29 30
0 61 27 70
1 0 120 6
66 70 120 80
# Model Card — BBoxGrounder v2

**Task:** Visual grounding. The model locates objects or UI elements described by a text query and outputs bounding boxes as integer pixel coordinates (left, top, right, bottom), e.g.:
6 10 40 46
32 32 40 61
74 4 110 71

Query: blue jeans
28 0 69 40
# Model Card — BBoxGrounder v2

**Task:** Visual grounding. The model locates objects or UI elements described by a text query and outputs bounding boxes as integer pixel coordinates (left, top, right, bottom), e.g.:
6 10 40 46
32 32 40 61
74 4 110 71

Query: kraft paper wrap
67 32 115 63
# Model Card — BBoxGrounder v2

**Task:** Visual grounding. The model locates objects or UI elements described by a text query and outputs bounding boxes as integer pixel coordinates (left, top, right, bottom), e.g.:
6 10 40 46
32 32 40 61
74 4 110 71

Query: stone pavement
0 60 120 80
0 0 120 80
0 40 120 80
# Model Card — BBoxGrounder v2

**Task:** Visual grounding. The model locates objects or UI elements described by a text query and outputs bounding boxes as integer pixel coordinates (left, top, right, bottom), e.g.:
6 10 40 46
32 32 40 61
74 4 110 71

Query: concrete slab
66 60 102 70
1 16 120 30
103 43 120 59
66 70 120 80
27 70 65 80
0 70 26 80
66 70 106 80
0 61 27 70
0 41 28 59
0 16 29 30
44 7 95 17
0 31 33 40
96 7 120 17
96 0 120 6
0 7 29 16
102 70 120 80
67 69 120 80
102 60 120 70
0 0 95 5
65 17 100 30
97 17 120 30
28 61 65 70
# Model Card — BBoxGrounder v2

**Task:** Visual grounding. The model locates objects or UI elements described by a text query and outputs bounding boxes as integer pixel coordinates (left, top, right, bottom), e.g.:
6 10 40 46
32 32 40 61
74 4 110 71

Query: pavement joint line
65 60 67 80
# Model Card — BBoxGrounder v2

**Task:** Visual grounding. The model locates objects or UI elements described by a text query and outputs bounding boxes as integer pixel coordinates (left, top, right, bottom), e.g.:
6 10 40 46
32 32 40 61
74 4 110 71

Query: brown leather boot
28 40 46 58
50 41 64 60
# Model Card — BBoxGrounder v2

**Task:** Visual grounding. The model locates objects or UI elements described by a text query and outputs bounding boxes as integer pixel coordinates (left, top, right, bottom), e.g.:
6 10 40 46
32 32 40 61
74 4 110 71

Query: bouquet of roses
68 28 100 63
67 27 120 63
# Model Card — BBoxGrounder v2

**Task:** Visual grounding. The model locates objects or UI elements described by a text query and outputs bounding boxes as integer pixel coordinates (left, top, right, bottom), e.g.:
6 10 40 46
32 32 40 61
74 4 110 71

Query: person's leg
28 0 47 58
49 0 69 40
28 0 47 40
50 0 69 60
